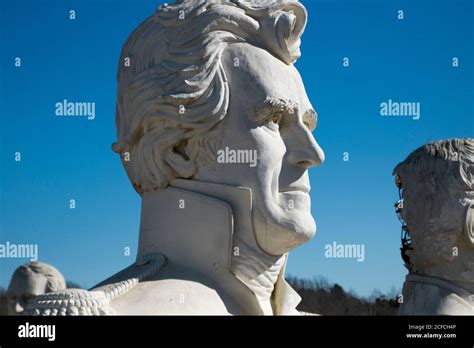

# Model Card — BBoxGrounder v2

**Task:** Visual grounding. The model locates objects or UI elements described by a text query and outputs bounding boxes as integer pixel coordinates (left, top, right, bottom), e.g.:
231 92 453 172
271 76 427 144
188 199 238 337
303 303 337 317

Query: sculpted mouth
279 186 310 194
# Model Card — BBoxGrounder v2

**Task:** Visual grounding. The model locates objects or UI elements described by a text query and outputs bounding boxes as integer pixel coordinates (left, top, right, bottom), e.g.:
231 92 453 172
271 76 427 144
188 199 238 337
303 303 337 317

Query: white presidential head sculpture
24 0 324 316
7 262 66 315
112 0 324 256
394 138 474 314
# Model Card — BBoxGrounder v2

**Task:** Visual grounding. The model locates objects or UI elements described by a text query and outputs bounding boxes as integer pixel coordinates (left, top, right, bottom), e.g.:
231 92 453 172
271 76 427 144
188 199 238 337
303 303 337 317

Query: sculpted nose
287 127 325 168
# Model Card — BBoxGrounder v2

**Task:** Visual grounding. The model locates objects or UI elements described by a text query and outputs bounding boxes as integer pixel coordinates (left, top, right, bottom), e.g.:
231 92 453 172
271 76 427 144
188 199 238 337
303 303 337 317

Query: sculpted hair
113 0 307 193
393 138 474 193
9 262 66 293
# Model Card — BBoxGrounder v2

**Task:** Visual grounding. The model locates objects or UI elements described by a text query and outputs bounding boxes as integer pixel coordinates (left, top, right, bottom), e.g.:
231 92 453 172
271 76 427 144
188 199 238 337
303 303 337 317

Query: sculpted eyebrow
252 97 299 123
252 98 316 131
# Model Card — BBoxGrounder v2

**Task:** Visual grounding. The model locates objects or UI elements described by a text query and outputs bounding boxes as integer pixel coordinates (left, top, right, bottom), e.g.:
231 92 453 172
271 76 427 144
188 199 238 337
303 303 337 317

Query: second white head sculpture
394 138 474 315
25 0 324 315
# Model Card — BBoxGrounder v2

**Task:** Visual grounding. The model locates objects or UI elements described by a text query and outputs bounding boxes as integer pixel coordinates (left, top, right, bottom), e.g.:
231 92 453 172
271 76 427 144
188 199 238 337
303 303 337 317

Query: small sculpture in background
7 262 66 315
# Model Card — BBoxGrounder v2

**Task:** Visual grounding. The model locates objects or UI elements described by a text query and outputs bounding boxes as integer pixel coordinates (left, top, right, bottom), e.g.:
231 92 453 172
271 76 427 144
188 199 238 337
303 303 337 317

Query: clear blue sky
1 0 473 297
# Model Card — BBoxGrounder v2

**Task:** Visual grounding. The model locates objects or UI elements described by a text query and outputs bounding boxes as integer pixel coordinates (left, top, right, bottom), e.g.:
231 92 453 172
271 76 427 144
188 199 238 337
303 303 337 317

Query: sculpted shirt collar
137 178 301 315
406 273 474 309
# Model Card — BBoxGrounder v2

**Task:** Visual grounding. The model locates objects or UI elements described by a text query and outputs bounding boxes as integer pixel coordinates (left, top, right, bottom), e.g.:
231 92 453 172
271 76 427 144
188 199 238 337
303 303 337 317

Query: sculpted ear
163 139 197 179
463 202 474 245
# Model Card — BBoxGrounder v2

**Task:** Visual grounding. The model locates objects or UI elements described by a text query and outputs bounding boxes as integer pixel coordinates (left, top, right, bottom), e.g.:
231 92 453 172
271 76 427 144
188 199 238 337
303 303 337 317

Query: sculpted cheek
251 128 286 166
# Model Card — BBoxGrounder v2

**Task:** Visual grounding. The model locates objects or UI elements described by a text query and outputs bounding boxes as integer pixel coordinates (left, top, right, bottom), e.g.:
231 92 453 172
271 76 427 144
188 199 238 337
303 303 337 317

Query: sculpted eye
265 112 283 132
272 112 283 125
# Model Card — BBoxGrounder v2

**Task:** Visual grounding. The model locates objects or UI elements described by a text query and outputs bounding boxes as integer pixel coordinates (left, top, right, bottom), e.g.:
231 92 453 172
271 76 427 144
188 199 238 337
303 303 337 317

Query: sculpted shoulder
98 254 232 315
24 254 233 315
108 278 230 315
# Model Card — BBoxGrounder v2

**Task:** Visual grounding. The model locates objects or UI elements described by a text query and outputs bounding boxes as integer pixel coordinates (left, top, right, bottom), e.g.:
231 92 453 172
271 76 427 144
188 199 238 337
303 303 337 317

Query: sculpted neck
410 240 474 293
402 273 474 315
412 257 474 294
136 179 288 314
231 236 286 306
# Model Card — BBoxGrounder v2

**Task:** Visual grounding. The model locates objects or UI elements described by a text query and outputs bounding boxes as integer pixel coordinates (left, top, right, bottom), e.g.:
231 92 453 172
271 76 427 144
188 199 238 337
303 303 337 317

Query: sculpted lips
279 185 310 194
